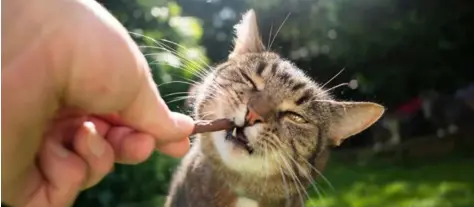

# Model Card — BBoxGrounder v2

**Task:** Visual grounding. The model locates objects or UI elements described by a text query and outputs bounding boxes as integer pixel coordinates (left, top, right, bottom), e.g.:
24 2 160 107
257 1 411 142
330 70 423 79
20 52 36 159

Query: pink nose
245 107 264 125
245 93 274 125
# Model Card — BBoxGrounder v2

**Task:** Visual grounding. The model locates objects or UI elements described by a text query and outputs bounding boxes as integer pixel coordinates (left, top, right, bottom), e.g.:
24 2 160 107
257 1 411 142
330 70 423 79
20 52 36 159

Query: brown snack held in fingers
191 119 235 135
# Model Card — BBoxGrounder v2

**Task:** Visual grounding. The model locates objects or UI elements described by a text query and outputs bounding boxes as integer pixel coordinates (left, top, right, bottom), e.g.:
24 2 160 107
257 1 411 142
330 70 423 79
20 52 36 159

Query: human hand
2 0 194 206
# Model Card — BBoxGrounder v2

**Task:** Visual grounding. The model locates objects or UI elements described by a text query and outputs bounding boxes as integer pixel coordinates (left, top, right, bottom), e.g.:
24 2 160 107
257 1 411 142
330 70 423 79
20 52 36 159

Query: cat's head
192 10 384 177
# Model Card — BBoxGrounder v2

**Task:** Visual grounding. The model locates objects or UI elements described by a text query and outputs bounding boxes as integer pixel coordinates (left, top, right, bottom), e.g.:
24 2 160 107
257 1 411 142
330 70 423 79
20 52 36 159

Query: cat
165 9 384 207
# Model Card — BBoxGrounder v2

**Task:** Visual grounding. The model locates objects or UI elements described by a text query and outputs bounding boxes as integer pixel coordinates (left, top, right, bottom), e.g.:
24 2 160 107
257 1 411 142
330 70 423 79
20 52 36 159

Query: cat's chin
210 131 279 176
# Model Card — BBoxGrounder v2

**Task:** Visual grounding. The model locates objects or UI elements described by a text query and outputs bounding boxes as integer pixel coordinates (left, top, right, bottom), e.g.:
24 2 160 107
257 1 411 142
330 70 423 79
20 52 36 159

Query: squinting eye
283 112 307 123
241 72 258 90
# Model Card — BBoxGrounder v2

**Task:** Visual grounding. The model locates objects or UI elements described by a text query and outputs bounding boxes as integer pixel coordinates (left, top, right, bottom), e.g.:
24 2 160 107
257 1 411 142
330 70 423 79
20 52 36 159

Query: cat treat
191 119 235 135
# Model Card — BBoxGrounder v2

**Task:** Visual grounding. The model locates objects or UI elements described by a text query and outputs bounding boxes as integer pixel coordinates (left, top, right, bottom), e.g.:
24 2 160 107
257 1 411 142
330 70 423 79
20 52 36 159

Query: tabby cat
165 9 384 207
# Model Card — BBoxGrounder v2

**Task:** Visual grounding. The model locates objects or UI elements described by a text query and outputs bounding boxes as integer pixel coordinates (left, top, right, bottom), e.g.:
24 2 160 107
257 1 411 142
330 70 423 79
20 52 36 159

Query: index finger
55 0 194 155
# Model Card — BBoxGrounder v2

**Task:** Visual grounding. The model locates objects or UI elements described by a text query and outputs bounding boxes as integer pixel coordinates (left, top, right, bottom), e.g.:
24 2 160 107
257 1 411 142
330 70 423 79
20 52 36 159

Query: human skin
2 0 194 206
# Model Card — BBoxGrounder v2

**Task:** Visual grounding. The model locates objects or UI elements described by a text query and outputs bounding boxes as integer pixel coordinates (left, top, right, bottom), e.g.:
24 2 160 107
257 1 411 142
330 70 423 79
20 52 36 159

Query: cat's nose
246 107 264 125
246 93 273 125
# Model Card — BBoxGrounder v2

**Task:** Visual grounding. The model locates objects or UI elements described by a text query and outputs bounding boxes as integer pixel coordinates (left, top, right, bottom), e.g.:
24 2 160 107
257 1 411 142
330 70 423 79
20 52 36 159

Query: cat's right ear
229 9 265 59
326 101 385 146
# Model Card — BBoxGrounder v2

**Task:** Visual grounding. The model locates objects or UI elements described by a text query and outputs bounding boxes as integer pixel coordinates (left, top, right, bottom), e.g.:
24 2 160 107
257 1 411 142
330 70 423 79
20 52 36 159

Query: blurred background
73 0 474 206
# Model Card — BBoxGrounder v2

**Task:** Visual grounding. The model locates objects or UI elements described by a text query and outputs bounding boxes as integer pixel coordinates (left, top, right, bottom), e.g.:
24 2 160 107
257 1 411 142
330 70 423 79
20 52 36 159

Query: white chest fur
235 197 259 207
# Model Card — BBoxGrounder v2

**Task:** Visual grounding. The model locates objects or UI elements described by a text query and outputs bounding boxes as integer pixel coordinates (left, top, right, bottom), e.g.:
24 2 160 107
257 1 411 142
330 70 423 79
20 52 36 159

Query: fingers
156 138 191 158
33 121 115 206
118 80 195 147
35 140 87 206
86 117 155 163
89 116 189 160
60 2 194 156
72 122 114 189
105 126 156 164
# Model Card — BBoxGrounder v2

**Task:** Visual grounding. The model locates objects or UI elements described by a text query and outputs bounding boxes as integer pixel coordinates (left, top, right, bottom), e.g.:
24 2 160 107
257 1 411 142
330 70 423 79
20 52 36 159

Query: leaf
169 16 203 40
168 1 182 17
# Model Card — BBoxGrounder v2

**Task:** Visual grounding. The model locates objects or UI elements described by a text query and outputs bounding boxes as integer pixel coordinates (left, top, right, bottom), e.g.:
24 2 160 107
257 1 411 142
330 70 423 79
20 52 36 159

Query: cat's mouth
225 127 254 154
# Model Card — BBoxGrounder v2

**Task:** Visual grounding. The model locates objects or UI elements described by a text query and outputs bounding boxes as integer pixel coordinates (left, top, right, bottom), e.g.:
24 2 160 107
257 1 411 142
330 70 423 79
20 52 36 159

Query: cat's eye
281 111 307 124
241 72 258 90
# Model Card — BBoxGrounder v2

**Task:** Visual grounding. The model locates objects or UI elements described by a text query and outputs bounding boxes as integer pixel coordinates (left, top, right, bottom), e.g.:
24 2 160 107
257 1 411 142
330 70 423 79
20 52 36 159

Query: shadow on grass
306 152 474 207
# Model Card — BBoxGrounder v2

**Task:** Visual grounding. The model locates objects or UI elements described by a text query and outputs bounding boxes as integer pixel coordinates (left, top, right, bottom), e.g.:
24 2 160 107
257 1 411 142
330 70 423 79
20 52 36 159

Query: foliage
74 0 474 206
307 154 474 207
179 0 474 109
73 1 208 206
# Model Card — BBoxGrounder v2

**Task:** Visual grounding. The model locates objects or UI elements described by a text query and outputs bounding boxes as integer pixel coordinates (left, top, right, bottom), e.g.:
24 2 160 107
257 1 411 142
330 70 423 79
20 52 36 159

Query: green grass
306 153 474 207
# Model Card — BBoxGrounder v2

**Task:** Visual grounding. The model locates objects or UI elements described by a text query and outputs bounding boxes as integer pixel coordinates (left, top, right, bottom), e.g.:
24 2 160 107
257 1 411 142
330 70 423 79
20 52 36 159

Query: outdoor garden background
73 0 474 206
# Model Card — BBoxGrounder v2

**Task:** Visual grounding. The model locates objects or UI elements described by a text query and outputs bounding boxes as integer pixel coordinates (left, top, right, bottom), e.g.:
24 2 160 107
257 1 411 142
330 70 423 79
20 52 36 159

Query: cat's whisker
281 149 327 207
255 139 277 152
294 153 335 192
213 86 242 109
276 152 308 207
206 85 228 101
158 80 220 105
169 87 220 103
269 138 310 205
267 133 334 197
261 133 332 206
128 32 184 63
170 76 201 88
157 80 196 88
196 110 216 120
268 12 291 50
164 95 196 103
129 32 210 80
201 90 221 100
263 142 270 197
145 48 209 81
320 67 346 89
152 43 211 81
147 59 199 79
148 60 207 81
267 22 274 49
147 59 208 84
166 96 196 105
160 73 200 86
159 38 213 70
318 82 349 97
266 138 318 207
278 165 291 207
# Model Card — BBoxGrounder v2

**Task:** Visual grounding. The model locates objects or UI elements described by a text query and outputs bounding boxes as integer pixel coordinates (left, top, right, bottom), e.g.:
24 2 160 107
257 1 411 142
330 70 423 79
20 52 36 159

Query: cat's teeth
232 127 237 137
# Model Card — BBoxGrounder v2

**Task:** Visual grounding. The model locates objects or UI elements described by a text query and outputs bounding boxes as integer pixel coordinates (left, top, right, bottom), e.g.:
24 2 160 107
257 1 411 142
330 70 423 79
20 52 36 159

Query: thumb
60 0 194 156
115 73 194 157
118 74 195 144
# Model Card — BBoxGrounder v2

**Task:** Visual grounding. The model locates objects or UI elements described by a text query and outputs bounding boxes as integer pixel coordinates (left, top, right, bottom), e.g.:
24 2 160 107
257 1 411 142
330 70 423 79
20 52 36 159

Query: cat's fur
165 10 384 207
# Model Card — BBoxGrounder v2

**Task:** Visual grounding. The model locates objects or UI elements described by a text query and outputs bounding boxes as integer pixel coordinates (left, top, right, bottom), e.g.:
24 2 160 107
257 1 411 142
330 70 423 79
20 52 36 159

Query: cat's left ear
229 9 265 59
327 101 385 146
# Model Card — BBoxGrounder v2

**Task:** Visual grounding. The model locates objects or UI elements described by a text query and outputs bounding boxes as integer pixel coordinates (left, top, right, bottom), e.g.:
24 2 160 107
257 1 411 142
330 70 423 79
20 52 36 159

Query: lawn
306 153 474 207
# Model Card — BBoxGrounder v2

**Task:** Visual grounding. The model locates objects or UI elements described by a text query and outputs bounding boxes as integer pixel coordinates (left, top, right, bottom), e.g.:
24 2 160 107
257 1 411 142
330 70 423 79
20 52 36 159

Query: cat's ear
229 9 265 59
327 101 385 146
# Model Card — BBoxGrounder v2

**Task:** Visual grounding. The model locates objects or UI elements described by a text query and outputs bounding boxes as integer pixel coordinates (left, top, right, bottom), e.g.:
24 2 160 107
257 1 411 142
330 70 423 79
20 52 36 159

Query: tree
179 0 474 108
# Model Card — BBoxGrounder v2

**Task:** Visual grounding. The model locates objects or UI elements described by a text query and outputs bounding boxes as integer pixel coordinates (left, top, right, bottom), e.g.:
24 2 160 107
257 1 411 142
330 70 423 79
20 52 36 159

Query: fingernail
49 143 70 158
84 122 105 157
172 112 194 130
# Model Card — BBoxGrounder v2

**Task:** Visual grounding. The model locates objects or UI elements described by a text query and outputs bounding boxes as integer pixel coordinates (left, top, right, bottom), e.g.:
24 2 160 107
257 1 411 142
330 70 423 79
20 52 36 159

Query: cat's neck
196 139 312 205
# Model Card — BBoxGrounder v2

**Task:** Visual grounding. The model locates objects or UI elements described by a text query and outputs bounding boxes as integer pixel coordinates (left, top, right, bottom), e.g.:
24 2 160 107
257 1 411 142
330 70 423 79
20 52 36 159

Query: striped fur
166 9 384 207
